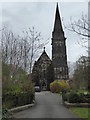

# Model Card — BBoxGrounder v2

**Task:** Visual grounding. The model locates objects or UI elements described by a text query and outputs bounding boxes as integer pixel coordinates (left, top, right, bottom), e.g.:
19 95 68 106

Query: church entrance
40 78 47 91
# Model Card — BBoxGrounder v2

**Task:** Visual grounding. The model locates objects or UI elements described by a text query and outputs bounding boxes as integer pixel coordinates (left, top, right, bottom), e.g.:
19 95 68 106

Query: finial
44 47 45 51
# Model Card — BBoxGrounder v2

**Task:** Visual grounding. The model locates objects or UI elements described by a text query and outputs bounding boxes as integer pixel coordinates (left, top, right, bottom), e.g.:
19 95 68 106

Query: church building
32 3 69 90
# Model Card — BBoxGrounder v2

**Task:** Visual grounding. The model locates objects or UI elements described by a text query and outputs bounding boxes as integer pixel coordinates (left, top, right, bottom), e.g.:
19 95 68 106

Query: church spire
53 3 63 33
52 3 68 80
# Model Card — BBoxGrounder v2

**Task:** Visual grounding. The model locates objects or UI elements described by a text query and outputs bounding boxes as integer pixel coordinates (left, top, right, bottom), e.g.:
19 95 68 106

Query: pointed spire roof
53 3 63 33
34 47 51 65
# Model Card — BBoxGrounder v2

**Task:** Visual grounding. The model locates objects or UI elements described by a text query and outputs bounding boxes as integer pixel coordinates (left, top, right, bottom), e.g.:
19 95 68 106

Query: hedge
2 80 35 109
64 91 90 103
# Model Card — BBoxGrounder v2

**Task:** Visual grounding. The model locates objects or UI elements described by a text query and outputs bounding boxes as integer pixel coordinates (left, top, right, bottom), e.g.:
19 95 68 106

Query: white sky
1 1 89 62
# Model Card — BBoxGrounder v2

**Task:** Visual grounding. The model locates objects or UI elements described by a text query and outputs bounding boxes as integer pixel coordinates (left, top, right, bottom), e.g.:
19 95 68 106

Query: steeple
53 3 64 38
52 3 69 80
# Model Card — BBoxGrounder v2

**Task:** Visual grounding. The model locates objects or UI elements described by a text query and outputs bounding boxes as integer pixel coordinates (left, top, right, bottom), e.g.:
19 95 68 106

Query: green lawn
70 107 89 119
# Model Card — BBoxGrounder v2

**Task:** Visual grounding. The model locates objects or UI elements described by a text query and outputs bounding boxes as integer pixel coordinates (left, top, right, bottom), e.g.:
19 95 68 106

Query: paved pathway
14 91 80 118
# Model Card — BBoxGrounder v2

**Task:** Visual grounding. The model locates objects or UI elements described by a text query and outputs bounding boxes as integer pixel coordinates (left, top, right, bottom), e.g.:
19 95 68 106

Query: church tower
52 3 69 80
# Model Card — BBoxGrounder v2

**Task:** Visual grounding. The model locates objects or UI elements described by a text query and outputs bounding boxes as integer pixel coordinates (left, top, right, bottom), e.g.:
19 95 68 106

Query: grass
70 107 89 119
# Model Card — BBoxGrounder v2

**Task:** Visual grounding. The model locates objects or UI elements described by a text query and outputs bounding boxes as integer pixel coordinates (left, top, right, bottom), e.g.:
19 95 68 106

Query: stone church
32 3 69 90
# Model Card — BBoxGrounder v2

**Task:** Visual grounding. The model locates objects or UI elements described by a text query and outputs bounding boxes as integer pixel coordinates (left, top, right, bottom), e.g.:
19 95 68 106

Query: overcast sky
1 1 88 62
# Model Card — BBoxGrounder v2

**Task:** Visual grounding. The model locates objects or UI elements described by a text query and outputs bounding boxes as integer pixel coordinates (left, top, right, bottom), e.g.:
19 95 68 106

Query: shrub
2 62 35 109
50 81 60 93
2 80 35 109
67 91 80 103
65 90 90 103
84 93 90 103
58 80 70 91
78 93 86 103
50 80 70 93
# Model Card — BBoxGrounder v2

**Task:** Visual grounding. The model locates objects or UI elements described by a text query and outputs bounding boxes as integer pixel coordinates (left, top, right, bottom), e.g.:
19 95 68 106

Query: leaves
2 63 35 109
73 56 88 89
50 80 70 93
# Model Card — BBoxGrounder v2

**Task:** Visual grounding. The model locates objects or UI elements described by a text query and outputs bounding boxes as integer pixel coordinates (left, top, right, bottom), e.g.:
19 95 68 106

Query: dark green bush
88 98 90 103
3 91 34 109
67 91 80 103
85 93 90 103
78 93 86 103
63 92 70 101
65 90 90 103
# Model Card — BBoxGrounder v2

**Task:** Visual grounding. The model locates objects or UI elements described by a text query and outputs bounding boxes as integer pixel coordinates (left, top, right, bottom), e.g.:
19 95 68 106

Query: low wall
64 101 90 108
8 100 35 113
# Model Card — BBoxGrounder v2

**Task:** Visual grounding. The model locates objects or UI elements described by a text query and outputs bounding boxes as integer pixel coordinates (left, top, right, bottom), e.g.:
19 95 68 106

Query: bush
2 80 35 109
50 80 61 93
67 91 80 103
78 93 86 103
58 80 70 90
84 93 90 103
50 80 70 93
2 61 35 110
65 90 90 103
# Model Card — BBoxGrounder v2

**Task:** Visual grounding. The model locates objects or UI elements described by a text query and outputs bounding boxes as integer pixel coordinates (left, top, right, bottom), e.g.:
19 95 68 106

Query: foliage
50 80 70 93
3 81 35 109
50 80 61 93
58 80 70 90
73 56 88 89
67 91 80 103
2 62 27 92
65 90 90 103
21 80 35 97
2 106 13 119
2 62 35 109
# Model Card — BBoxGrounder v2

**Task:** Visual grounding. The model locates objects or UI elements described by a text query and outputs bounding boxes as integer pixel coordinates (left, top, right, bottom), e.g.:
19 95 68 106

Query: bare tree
64 13 90 48
64 10 90 90
2 27 49 77
22 27 49 73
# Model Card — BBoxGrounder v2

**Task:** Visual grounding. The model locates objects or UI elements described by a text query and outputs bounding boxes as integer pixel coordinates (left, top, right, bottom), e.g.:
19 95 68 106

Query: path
14 91 80 118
